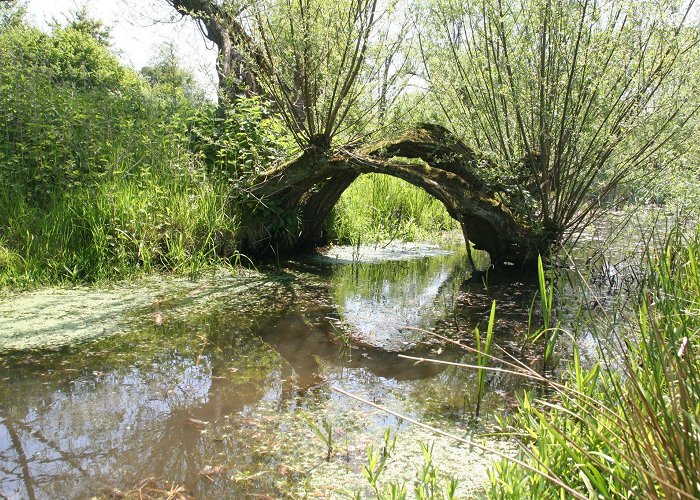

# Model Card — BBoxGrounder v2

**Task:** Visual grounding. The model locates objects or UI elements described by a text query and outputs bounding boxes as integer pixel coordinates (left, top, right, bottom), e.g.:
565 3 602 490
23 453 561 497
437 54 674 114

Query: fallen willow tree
167 0 700 267
244 123 543 265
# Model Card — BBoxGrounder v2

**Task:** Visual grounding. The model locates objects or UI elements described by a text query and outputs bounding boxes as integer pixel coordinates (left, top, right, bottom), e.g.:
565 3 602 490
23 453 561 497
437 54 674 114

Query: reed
300 411 334 462
0 163 240 287
487 227 700 497
474 300 496 419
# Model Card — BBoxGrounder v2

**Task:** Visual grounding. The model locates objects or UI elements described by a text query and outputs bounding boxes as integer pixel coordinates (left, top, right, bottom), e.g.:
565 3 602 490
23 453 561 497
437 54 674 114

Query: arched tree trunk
243 124 550 266
297 171 359 249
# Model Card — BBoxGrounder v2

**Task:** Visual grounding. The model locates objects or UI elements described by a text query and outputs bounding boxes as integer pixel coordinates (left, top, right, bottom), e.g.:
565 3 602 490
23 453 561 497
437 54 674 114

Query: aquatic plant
328 318 352 347
486 228 700 497
300 411 334 462
351 431 458 500
522 256 562 374
474 300 496 419
362 443 392 496
413 442 458 500
364 429 398 487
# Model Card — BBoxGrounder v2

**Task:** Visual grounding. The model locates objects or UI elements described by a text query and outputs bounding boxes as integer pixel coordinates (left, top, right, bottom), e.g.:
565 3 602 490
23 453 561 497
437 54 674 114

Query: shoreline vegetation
1 1 699 497
0 6 457 289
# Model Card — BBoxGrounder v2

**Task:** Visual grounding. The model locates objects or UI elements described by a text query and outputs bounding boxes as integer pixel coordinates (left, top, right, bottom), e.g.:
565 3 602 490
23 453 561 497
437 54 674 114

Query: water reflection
0 243 539 498
326 248 470 350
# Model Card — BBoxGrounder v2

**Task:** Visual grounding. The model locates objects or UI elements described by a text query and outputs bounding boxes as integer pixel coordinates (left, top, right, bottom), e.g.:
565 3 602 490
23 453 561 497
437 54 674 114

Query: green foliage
352 437 458 500
189 97 291 179
474 300 496 419
362 443 392 495
300 411 334 461
487 228 700 498
522 255 562 373
0 13 281 287
413 443 458 500
57 7 112 46
635 149 700 208
421 0 700 242
46 22 126 89
0 165 239 286
0 0 25 28
140 42 206 106
0 17 148 202
328 174 457 245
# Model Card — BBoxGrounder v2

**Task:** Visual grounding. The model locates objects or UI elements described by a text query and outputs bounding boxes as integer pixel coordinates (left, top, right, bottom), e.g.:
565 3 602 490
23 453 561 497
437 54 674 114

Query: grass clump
487 228 700 498
0 165 239 286
328 174 457 246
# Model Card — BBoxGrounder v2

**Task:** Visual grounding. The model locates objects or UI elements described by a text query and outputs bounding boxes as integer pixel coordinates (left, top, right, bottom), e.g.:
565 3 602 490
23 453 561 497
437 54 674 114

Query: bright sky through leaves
25 0 218 99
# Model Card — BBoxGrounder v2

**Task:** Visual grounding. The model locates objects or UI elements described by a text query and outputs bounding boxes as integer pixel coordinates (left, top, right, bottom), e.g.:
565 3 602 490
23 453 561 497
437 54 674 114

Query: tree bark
167 0 261 105
243 124 549 266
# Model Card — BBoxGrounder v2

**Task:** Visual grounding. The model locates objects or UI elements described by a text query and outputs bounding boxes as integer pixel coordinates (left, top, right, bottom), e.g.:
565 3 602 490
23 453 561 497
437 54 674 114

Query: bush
0 11 281 286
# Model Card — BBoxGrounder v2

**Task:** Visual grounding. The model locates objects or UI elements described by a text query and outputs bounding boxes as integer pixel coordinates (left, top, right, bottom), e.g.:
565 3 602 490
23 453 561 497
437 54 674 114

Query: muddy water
0 242 543 498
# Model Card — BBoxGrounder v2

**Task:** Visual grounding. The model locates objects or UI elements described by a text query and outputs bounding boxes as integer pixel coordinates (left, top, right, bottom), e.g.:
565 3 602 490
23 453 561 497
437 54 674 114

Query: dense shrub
0 7 280 286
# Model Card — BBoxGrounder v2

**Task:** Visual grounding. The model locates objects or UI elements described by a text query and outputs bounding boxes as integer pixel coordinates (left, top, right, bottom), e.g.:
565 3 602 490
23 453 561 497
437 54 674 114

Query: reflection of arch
246 124 543 265
0 252 474 497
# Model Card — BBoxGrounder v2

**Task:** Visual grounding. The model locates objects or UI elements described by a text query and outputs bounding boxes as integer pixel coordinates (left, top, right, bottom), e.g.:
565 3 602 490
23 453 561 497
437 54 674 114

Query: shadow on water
0 240 550 498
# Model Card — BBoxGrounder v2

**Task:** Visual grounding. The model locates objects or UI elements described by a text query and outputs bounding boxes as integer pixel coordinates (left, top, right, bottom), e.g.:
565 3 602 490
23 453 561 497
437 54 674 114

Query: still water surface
0 242 551 498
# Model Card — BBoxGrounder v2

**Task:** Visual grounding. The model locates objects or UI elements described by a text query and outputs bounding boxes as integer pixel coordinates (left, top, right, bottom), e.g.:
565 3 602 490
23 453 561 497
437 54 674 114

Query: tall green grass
327 173 457 245
486 227 700 498
0 163 239 287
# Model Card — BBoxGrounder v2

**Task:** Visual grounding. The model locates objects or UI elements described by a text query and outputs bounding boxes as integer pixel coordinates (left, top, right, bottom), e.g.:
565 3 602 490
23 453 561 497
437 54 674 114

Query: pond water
0 237 606 498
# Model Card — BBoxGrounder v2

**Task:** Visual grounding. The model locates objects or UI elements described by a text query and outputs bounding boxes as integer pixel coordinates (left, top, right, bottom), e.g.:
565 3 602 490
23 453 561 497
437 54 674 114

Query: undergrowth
328 173 458 246
0 165 239 287
486 226 700 498
0 7 262 287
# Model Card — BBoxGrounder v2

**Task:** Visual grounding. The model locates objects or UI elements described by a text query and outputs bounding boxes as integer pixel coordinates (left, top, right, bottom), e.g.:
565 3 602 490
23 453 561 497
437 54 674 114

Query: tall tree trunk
167 0 260 107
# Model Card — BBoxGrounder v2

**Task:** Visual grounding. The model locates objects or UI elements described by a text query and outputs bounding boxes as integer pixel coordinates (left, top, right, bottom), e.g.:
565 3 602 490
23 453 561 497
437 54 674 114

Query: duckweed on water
1 244 532 498
0 270 277 351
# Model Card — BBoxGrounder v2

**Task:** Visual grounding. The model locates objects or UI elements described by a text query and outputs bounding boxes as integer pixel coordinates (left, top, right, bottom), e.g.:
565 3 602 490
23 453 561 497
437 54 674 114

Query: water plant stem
331 386 587 500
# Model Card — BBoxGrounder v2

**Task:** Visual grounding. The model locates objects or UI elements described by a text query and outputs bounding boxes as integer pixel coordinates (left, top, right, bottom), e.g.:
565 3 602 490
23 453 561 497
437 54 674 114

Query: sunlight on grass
328 174 458 245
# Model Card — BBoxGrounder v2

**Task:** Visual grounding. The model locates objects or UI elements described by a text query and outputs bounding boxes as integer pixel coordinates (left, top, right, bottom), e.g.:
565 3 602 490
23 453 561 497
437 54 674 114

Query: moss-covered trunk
242 124 551 266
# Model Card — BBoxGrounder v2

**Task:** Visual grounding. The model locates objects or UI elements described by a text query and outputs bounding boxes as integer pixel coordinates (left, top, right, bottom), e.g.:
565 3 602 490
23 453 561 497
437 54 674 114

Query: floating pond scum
0 241 554 497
